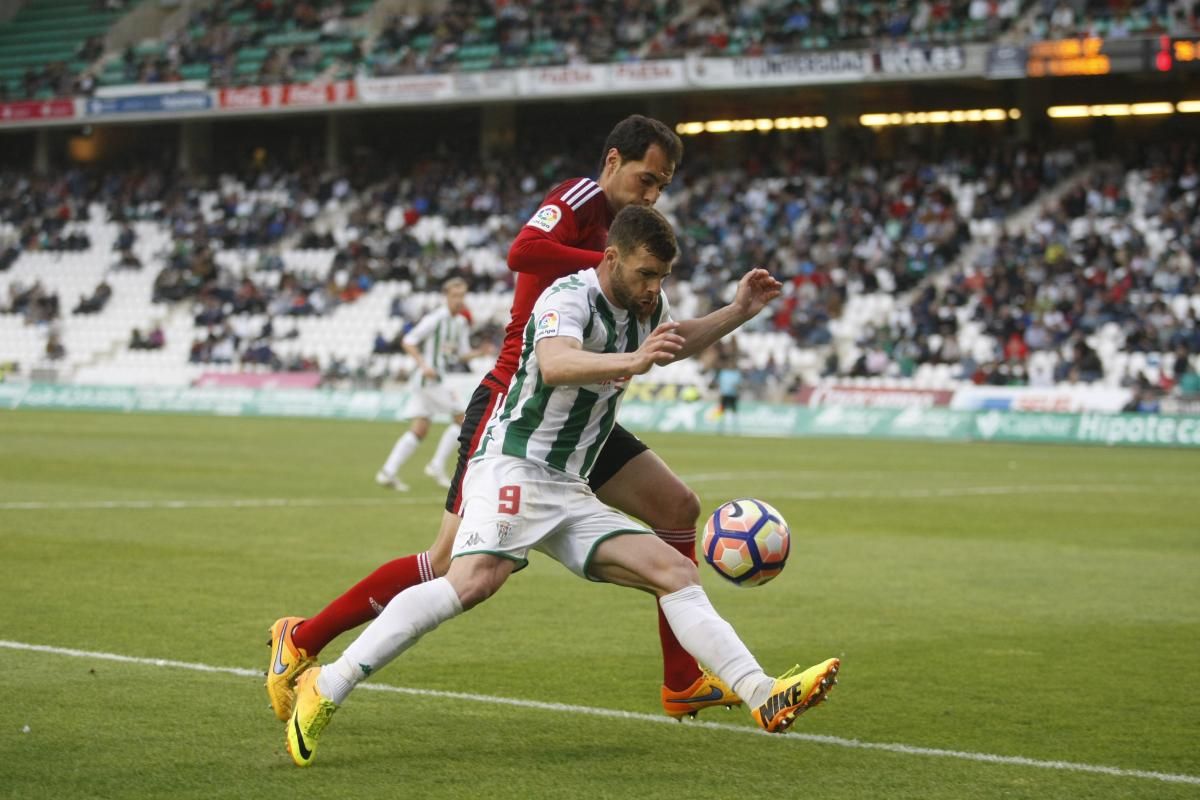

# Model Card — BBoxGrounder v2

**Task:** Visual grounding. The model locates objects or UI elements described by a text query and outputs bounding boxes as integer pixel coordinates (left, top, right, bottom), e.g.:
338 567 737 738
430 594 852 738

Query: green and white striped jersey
403 306 471 386
475 268 671 481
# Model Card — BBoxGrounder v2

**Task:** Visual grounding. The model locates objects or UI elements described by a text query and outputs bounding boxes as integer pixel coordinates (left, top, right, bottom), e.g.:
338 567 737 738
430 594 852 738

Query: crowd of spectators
145 163 363 372
296 147 597 303
0 60 87 102
1026 0 1199 40
366 0 1037 77
368 0 680 75
3 0 1040 102
7 0 1200 103
5 135 1198 398
0 0 125 102
108 0 367 90
4 279 60 325
0 171 96 253
143 137 1081 375
670 0 1025 58
0 167 170 251
662 139 1075 350
0 160 359 372
846 141 1199 396
187 313 318 372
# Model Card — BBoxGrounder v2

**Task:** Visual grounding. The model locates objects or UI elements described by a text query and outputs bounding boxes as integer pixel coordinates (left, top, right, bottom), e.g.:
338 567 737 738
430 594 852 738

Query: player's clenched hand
733 268 783 318
631 322 684 373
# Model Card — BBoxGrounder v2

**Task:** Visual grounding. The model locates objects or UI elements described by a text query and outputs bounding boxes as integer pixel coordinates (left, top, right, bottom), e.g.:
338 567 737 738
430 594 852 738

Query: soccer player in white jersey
375 277 491 491
285 205 839 766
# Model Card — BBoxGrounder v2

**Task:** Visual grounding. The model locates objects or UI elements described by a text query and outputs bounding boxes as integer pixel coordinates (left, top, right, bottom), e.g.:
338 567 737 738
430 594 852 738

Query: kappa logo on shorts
526 204 562 232
462 532 484 548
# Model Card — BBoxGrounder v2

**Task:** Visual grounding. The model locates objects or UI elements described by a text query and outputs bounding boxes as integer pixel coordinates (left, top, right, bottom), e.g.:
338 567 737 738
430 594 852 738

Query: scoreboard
990 36 1200 78
1169 36 1200 71
1026 37 1151 77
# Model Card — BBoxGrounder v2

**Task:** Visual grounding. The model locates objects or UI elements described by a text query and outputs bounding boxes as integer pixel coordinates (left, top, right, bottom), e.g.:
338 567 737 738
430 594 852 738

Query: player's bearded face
610 247 670 321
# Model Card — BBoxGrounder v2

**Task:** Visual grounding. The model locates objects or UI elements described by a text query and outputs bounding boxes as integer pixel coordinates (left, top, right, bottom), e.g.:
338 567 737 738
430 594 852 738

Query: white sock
381 431 421 477
658 584 775 709
429 424 460 473
318 577 464 704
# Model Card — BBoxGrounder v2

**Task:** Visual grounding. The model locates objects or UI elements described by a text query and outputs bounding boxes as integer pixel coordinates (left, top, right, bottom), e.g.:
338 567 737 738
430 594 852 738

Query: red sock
655 528 703 692
292 551 434 656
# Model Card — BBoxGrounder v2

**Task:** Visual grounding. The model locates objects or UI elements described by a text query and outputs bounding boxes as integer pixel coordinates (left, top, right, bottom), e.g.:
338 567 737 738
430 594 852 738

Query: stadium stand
1 0 1197 400
822 142 1200 399
1025 0 1199 40
364 0 1036 76
28 0 1188 96
0 0 127 100
2 130 1191 389
662 0 1027 57
366 0 683 74
3 0 1197 99
107 0 371 89
0 140 1113 391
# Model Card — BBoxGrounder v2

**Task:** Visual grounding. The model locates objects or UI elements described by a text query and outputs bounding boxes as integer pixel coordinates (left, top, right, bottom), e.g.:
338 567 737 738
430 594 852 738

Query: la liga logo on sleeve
526 204 562 232
536 310 560 336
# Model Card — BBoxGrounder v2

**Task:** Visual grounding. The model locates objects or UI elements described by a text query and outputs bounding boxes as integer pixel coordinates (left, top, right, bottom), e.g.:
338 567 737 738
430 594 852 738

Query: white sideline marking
0 484 1143 512
0 497 440 511
680 471 835 482
769 484 1132 501
675 477 1138 500
1 639 1196 787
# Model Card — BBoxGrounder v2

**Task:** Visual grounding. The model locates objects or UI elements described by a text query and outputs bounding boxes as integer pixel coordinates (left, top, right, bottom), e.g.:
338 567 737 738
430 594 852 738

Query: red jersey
489 177 614 384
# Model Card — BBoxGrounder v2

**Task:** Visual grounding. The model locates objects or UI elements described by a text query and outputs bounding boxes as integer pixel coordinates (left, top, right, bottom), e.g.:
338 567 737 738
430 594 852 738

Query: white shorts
407 381 462 420
452 455 651 580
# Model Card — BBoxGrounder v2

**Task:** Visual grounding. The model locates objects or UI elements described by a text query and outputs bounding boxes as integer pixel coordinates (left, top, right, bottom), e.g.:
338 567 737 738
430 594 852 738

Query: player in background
284 206 839 766
713 343 743 435
375 277 492 491
267 115 738 723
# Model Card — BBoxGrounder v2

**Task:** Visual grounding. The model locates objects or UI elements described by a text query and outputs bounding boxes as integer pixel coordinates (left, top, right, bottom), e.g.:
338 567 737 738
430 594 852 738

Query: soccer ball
702 498 791 587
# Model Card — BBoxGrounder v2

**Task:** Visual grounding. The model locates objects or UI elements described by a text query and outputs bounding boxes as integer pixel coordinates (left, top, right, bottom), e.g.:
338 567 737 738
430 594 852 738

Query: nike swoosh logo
292 716 312 760
272 621 291 675
678 687 724 704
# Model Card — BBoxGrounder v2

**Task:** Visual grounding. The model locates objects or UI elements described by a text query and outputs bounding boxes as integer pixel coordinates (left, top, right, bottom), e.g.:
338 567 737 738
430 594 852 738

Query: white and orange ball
702 498 790 587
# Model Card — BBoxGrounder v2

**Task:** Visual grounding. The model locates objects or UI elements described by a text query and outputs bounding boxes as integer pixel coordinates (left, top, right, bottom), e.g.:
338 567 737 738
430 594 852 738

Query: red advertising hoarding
0 99 75 124
217 81 356 110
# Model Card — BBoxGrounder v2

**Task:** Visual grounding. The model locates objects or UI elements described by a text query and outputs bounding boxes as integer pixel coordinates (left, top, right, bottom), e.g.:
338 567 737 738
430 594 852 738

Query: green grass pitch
1 409 1198 799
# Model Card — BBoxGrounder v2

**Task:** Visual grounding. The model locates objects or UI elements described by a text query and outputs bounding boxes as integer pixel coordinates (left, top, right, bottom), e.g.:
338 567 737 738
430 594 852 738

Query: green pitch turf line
0 495 442 510
3 639 1197 787
0 483 1133 512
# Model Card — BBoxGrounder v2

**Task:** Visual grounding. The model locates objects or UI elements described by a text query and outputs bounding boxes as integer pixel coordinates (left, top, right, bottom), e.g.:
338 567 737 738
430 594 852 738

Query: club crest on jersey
527 204 562 232
536 310 560 337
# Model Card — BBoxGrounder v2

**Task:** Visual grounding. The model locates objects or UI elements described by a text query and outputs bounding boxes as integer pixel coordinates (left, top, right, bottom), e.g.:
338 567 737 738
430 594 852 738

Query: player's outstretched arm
508 227 604 281
672 268 782 361
402 340 438 381
537 324 684 386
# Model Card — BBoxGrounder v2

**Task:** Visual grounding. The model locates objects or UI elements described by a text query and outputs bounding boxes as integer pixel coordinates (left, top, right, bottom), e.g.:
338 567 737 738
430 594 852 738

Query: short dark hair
601 115 683 171
608 205 678 264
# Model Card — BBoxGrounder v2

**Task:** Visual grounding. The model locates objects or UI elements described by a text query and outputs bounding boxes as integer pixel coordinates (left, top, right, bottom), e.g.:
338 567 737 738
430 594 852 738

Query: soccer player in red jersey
267 115 740 721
